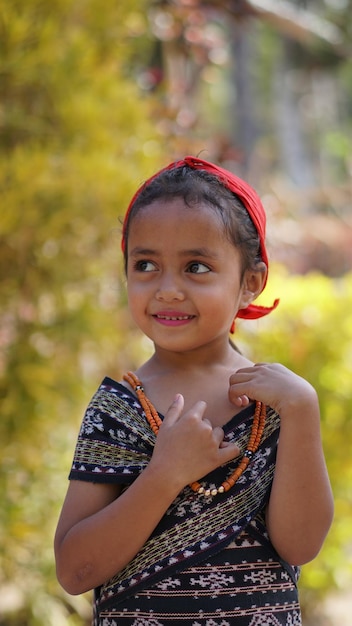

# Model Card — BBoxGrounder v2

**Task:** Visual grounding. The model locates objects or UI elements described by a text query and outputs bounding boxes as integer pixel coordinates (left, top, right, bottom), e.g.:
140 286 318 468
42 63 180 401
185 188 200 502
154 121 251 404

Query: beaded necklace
123 371 266 498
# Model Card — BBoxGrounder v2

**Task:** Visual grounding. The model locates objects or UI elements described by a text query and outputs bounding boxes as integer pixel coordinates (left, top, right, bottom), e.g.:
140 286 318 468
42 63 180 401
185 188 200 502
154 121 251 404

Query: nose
155 271 185 302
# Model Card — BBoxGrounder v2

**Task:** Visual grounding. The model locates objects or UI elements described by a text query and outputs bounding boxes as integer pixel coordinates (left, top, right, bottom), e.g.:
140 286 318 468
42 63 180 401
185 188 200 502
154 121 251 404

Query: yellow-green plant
0 1 163 624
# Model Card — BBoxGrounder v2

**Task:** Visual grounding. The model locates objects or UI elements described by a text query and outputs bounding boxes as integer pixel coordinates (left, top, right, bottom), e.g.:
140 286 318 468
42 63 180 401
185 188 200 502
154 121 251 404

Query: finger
189 400 208 417
202 416 213 429
229 389 254 404
213 425 225 445
230 367 254 379
230 394 250 407
163 393 184 424
228 371 252 390
178 400 208 424
219 442 241 462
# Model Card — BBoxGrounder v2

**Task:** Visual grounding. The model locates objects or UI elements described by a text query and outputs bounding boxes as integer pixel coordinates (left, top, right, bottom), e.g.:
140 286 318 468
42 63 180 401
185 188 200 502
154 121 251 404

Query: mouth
152 312 195 326
154 314 194 321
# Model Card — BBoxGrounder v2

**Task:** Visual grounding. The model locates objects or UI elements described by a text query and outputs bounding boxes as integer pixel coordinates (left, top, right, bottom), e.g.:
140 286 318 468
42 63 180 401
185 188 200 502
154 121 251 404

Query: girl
54 156 333 626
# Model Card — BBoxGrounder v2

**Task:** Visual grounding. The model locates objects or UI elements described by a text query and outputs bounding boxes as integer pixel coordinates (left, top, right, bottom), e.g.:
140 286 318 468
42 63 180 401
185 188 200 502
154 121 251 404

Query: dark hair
123 165 261 278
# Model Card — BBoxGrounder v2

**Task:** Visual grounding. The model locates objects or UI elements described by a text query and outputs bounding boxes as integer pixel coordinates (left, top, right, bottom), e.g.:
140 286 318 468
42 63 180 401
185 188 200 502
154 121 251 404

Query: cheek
127 282 150 313
128 285 142 303
127 293 145 328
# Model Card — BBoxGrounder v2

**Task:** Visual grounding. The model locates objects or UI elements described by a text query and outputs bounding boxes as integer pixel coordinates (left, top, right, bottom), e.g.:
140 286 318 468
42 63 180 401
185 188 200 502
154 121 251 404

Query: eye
187 262 210 274
134 260 156 272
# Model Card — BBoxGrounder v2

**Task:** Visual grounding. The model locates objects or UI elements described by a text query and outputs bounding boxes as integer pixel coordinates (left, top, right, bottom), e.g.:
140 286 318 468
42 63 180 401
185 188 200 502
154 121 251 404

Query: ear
239 262 268 310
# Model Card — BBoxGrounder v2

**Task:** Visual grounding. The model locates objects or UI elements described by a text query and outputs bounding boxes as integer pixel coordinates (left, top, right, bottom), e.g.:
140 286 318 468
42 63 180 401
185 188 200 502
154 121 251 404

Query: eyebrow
129 247 157 257
129 246 219 259
180 247 219 259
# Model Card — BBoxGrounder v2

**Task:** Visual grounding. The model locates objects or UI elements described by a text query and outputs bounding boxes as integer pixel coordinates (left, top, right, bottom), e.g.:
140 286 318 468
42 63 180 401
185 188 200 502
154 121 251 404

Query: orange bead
123 371 266 499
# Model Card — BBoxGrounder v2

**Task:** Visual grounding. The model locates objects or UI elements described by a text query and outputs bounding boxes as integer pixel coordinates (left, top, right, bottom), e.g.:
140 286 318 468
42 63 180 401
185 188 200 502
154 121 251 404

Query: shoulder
84 376 156 446
79 377 142 437
92 376 137 407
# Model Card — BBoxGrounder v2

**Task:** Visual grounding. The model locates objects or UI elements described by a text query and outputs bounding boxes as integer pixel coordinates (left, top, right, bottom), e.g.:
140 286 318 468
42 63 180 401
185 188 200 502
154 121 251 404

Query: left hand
228 362 317 416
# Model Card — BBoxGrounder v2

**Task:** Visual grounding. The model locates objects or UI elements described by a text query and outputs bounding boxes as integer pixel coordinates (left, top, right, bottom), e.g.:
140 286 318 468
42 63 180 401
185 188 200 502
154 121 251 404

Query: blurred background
1 1 351 624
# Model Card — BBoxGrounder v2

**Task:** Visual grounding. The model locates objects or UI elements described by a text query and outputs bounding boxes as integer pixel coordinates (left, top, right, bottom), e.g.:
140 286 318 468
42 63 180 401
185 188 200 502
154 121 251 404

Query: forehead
128 197 228 244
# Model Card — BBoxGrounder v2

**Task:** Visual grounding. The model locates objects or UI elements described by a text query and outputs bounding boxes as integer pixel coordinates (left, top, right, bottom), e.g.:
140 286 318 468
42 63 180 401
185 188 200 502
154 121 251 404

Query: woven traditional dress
69 377 302 626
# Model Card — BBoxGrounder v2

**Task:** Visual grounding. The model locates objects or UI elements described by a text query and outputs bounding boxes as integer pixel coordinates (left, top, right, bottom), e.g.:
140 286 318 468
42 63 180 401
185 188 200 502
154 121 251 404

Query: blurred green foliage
1 1 351 625
0 0 163 623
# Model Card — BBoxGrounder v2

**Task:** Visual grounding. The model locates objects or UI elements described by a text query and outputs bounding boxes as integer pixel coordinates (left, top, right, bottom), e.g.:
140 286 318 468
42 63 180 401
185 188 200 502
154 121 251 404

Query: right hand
149 394 241 491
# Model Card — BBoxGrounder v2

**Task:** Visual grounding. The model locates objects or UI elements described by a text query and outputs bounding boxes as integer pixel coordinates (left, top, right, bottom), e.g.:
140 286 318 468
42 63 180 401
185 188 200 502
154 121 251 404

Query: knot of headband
122 155 279 321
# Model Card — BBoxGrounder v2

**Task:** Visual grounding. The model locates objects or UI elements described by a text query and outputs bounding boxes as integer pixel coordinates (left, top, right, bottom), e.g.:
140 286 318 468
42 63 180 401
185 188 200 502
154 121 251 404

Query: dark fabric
96 515 301 625
67 376 301 626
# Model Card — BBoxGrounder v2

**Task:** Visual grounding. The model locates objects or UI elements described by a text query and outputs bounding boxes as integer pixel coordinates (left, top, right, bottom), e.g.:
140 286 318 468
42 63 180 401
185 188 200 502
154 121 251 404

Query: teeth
157 315 190 320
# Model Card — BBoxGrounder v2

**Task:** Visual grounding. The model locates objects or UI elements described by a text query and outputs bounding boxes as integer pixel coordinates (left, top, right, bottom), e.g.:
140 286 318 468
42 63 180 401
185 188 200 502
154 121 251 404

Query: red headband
122 156 278 320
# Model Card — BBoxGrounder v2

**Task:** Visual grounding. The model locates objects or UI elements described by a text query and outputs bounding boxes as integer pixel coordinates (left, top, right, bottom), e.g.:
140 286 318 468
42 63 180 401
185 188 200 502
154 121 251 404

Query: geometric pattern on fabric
68 378 299 624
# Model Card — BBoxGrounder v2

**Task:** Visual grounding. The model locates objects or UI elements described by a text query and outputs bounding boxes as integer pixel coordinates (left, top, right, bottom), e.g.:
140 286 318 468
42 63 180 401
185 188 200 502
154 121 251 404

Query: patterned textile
69 377 301 625
97 521 301 625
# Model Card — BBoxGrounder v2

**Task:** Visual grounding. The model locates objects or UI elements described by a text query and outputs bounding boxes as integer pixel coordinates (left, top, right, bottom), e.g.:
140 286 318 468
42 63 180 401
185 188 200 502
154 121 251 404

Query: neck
137 339 248 380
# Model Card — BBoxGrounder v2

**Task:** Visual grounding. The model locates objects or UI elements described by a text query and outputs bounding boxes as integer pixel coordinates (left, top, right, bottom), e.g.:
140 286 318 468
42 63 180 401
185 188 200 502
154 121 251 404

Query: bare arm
54 394 240 595
54 463 182 595
229 363 334 565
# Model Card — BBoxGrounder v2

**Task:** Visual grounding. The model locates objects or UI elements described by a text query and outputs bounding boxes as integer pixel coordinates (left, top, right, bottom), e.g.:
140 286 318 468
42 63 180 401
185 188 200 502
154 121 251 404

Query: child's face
126 197 256 354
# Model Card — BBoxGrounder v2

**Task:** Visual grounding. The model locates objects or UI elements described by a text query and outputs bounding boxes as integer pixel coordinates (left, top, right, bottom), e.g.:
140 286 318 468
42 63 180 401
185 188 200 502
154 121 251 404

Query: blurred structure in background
143 0 352 276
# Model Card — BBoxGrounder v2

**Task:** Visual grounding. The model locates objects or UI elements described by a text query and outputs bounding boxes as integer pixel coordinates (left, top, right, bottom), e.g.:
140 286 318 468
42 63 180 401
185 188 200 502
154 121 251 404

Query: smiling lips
153 312 195 326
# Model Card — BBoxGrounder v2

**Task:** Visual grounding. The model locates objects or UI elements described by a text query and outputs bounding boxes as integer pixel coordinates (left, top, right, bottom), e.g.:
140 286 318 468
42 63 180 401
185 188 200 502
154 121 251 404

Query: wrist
145 457 186 499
